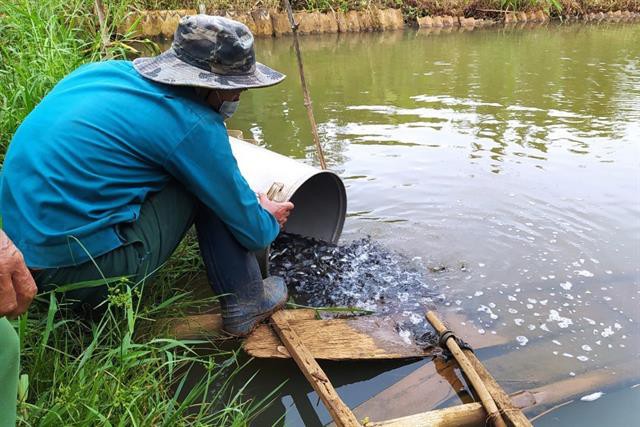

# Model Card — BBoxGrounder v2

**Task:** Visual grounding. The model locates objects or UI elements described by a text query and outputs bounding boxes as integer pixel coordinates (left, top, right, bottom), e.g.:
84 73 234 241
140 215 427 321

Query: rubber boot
221 276 287 336
195 206 288 336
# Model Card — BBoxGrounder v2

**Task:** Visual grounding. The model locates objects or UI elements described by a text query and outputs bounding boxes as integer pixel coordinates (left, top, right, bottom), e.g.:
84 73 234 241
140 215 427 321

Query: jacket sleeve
162 118 279 251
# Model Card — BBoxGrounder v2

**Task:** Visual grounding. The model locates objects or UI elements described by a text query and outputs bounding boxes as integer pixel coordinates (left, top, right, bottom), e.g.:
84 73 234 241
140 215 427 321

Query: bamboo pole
426 311 508 427
270 310 361 427
281 0 327 170
464 350 533 427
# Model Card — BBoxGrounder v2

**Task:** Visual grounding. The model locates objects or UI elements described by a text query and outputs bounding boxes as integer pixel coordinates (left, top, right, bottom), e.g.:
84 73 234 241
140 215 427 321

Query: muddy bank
417 9 640 28
121 7 404 38
122 5 640 38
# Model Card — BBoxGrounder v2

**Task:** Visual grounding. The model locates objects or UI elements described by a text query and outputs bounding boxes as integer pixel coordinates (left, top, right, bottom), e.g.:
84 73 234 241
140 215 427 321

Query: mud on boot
221 276 288 337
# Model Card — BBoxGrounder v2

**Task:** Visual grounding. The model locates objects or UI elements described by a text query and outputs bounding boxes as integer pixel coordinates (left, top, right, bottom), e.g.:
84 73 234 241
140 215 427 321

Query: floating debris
269 233 440 345
580 392 604 402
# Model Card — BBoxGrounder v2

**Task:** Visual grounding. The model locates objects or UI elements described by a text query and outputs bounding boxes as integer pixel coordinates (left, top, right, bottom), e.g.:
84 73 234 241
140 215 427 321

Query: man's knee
0 318 20 419
0 318 20 369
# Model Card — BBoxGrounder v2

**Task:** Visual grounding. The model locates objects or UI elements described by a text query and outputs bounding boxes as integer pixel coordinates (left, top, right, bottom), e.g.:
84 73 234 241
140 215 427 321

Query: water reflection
221 22 640 425
231 23 639 172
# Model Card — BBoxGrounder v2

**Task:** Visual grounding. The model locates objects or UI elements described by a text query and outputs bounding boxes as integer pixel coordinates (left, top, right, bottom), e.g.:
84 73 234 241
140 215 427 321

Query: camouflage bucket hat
133 15 285 90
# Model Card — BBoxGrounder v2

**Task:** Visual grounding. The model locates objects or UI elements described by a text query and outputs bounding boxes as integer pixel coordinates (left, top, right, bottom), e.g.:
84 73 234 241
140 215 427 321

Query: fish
269 233 440 346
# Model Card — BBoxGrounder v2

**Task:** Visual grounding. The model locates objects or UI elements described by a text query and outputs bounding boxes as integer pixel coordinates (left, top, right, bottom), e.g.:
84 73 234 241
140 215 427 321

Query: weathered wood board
367 403 485 427
161 308 315 340
165 309 437 360
509 358 640 413
347 358 468 424
246 314 437 360
162 312 224 339
163 308 512 360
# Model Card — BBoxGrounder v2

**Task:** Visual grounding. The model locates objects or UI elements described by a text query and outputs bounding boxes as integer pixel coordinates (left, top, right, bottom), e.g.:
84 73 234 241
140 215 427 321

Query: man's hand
0 230 37 318
258 193 294 229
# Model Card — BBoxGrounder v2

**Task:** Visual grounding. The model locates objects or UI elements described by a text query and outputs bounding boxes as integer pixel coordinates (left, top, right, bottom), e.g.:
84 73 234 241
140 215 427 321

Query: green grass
16 279 278 426
496 0 560 12
1 1 277 425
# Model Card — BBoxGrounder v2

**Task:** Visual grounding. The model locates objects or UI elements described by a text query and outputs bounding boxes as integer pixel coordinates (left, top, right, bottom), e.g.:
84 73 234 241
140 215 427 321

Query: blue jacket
0 60 279 268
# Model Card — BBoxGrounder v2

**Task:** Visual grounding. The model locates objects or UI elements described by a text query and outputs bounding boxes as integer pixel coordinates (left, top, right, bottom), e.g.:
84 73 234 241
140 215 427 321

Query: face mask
218 100 239 119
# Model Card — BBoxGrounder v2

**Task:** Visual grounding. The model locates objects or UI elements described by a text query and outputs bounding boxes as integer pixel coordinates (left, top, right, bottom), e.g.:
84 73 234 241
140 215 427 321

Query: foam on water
581 392 604 402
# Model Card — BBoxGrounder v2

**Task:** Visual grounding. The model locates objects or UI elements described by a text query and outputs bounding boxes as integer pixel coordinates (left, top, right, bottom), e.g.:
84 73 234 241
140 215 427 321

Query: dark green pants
34 181 198 311
0 318 19 427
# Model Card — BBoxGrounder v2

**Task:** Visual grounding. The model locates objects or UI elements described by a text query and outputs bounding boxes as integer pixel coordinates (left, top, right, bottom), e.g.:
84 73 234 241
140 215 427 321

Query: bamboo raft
168 304 640 425
274 310 530 427
167 309 539 426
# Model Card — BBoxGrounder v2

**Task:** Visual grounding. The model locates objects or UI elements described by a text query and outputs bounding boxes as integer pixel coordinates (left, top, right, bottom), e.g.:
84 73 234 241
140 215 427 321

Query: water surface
223 22 640 425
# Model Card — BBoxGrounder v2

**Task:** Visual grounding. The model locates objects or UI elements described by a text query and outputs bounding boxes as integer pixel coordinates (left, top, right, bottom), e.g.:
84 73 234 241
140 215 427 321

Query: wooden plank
464 350 533 427
164 309 508 360
162 313 224 339
367 403 485 427
512 359 640 414
348 358 467 424
162 309 317 340
246 308 514 360
246 315 436 360
270 310 361 427
164 310 434 359
427 311 507 427
164 314 434 360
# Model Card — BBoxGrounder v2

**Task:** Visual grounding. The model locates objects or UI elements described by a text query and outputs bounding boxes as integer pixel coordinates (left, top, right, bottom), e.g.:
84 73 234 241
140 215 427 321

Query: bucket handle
266 182 286 202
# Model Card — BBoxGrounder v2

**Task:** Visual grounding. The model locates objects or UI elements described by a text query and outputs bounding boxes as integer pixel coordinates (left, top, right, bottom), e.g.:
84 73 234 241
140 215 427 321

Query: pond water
185 22 639 425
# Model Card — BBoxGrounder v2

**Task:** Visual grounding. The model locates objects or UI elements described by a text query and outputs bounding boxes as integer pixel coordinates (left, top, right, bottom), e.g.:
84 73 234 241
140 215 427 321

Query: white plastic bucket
229 136 347 244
